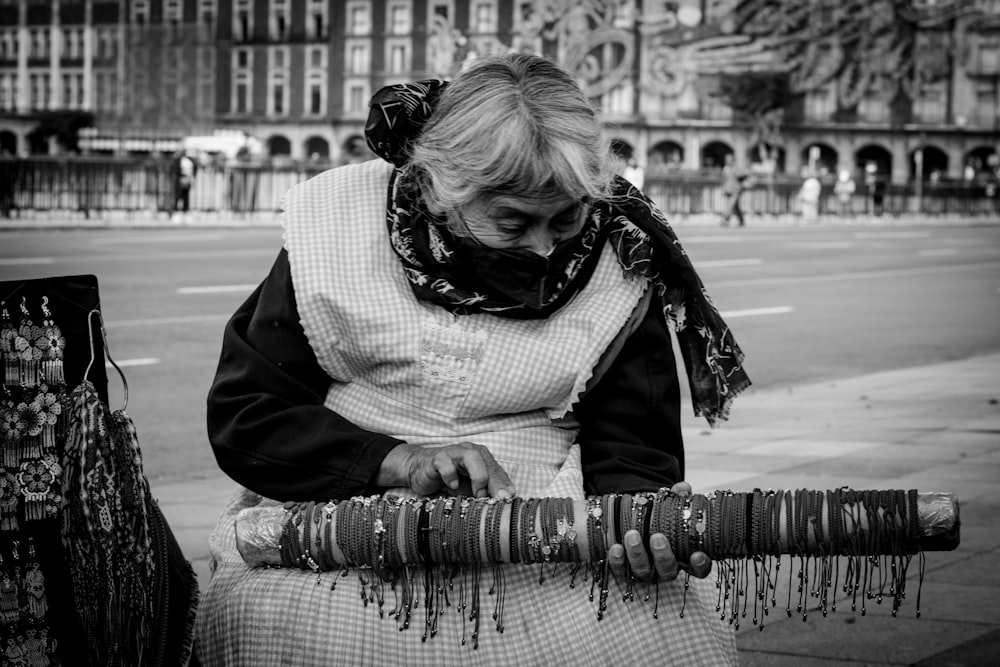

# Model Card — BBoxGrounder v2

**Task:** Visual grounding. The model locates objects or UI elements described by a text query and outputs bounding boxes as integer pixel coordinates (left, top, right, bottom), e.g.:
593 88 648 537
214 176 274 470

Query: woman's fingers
407 442 515 498
649 532 680 580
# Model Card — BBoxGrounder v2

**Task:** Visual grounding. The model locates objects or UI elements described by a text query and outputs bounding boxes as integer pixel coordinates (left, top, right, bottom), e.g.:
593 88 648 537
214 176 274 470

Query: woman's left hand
607 481 712 581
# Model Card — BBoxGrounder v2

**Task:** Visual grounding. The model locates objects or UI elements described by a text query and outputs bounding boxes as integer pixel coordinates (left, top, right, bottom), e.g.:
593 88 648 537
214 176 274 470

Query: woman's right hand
377 442 516 499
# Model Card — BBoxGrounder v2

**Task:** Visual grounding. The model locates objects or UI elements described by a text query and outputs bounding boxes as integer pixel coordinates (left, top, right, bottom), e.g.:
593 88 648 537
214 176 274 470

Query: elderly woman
197 53 748 665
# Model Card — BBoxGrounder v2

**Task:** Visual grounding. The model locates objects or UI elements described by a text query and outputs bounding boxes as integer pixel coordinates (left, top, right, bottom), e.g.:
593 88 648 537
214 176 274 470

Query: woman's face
457 190 587 256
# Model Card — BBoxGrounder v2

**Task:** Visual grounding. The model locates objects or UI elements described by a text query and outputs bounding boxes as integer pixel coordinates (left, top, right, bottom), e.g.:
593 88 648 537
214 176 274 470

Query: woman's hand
377 442 516 499
607 482 712 581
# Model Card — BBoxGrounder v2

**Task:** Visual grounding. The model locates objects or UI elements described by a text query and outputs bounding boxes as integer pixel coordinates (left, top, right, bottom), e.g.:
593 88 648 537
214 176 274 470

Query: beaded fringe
234 488 957 642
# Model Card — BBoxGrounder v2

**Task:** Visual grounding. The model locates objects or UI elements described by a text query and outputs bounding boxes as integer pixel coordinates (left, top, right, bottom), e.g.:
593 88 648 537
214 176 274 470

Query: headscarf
365 80 750 425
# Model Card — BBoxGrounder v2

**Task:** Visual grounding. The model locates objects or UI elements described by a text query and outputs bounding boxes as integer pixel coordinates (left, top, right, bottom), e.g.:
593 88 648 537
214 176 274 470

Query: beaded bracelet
508 497 522 564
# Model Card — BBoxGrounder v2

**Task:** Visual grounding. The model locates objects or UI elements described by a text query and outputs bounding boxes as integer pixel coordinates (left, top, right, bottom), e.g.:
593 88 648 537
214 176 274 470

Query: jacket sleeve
575 294 684 495
206 249 404 501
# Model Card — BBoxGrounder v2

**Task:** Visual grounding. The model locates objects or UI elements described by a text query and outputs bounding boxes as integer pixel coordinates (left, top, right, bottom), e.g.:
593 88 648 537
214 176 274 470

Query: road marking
17 249 275 265
108 357 160 368
854 231 932 239
917 248 957 257
789 242 855 249
90 233 230 244
720 306 794 318
681 236 746 244
0 257 54 266
178 284 257 295
713 261 1000 287
697 258 763 268
105 314 229 328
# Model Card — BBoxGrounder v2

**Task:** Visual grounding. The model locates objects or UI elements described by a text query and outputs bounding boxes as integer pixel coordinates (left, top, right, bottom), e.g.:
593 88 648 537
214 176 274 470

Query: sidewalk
153 354 1000 666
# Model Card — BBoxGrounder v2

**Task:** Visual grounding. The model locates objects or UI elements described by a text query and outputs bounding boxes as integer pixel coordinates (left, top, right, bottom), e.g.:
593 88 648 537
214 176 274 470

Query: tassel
0 471 18 531
40 296 65 387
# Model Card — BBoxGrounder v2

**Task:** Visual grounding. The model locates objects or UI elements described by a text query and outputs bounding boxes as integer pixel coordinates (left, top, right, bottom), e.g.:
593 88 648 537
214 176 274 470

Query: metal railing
2 157 999 219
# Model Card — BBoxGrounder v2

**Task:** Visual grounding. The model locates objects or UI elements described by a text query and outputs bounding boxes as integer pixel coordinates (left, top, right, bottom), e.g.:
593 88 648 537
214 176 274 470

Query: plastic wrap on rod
234 489 960 569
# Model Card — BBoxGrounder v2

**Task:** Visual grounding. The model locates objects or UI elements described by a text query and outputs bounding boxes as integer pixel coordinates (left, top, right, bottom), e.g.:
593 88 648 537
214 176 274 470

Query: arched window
650 140 683 169
268 135 292 156
800 143 838 176
701 141 733 170
855 144 892 178
304 136 330 159
910 145 948 181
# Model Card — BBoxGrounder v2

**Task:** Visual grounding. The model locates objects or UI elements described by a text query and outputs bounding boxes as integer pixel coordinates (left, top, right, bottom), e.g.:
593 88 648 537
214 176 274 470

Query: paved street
2 217 1000 665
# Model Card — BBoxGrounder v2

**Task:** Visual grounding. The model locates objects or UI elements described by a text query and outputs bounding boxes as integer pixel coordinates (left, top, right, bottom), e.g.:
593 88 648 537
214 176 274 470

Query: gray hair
408 53 613 218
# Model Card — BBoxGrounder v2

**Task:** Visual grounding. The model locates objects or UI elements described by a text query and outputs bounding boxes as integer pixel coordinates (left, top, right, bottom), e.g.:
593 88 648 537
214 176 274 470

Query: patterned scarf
366 80 750 425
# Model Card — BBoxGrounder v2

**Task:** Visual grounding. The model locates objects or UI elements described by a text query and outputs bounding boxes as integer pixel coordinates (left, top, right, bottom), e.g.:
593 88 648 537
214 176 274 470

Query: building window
96 28 116 60
197 47 215 115
601 83 632 116
308 0 328 40
271 47 287 69
858 79 890 123
306 71 325 116
913 83 946 124
234 48 251 69
165 0 183 22
388 2 411 34
975 83 997 126
308 46 326 69
30 73 50 110
270 0 290 41
30 29 50 60
132 0 150 25
347 83 366 113
431 1 451 20
348 43 368 74
199 0 217 24
980 43 999 74
268 73 287 115
388 43 408 74
60 72 84 110
234 71 251 114
348 2 371 35
234 0 252 42
0 30 17 61
805 85 835 121
62 28 84 60
0 74 16 111
472 2 496 33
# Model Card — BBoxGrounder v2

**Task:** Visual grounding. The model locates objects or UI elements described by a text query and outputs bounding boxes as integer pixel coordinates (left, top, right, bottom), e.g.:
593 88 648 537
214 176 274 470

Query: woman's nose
521 226 558 257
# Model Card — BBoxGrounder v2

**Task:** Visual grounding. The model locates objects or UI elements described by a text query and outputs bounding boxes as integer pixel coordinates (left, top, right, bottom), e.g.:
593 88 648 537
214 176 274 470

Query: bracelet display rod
235 488 959 634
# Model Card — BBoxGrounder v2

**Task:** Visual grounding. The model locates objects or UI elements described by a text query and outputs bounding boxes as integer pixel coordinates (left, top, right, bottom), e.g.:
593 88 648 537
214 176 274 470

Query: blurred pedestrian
622 156 645 190
864 163 886 216
833 169 855 216
798 173 821 223
720 154 748 227
173 150 197 222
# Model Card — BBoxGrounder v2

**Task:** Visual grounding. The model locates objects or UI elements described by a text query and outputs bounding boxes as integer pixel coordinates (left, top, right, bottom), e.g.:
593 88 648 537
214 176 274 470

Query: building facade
1 0 999 184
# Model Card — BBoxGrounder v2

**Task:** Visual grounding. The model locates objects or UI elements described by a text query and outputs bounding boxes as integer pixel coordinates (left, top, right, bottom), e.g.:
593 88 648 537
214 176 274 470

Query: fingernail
626 532 641 547
650 534 667 549
496 489 510 500
691 553 707 567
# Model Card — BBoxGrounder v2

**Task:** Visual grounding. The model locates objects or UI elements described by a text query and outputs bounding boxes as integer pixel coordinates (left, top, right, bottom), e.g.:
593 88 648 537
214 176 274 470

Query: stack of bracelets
236 488 959 635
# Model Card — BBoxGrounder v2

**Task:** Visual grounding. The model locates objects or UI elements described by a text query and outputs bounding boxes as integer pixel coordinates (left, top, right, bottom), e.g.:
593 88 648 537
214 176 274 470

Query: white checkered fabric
195 161 738 665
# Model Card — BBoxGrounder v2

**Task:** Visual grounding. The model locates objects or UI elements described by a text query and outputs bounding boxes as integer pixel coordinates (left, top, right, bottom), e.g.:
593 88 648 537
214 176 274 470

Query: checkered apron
195 161 737 666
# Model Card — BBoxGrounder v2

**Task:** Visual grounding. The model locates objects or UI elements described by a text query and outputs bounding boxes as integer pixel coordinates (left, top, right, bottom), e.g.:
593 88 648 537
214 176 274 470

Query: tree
26 111 95 154
716 71 790 170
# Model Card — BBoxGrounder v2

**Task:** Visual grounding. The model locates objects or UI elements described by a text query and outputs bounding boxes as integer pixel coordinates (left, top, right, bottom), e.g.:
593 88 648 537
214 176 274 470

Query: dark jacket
207 249 684 501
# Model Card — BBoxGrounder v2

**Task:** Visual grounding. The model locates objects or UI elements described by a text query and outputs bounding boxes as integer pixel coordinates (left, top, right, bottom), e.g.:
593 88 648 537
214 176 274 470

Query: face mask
454 234 581 310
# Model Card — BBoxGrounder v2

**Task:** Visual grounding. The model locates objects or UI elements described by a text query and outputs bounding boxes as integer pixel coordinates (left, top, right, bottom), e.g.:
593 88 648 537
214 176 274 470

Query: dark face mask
454 234 581 310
